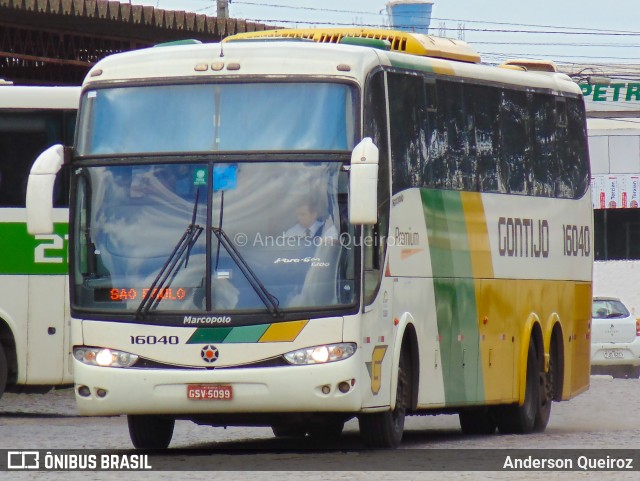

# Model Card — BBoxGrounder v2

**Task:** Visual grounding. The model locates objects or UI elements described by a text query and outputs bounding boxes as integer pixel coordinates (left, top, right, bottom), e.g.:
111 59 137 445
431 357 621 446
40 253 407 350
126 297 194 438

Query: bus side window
387 72 427 194
362 70 390 305
500 90 530 195
0 110 70 208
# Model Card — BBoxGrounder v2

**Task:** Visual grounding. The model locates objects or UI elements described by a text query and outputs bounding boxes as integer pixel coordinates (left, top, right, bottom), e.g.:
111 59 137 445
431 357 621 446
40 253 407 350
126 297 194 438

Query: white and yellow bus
27 28 592 449
0 83 79 398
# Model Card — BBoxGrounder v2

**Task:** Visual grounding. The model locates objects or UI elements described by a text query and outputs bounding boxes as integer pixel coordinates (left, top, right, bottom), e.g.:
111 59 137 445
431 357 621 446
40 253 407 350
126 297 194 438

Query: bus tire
0 343 7 400
495 340 538 434
127 414 175 449
358 348 410 448
459 407 496 435
534 340 555 432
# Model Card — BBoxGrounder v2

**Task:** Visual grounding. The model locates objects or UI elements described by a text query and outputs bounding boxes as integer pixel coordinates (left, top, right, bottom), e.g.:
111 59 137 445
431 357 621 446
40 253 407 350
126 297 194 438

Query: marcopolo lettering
498 217 549 258
184 315 231 325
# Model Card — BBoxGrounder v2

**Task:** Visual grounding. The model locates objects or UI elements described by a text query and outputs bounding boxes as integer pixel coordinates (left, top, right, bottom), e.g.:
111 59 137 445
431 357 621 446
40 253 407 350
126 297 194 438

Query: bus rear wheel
495 340 538 434
534 339 556 432
358 349 410 448
127 414 175 449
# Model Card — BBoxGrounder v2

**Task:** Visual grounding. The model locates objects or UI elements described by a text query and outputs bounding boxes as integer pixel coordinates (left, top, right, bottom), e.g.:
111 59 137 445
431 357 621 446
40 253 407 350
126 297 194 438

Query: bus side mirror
26 144 66 235
349 137 379 225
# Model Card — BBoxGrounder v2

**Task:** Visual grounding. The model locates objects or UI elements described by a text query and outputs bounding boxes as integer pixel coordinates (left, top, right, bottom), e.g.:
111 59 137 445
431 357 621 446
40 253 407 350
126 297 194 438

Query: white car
591 297 640 379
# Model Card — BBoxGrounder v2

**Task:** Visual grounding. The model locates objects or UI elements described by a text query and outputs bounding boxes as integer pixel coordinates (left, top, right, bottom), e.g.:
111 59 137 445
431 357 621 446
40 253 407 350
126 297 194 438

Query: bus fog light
338 381 350 393
284 343 357 365
321 385 331 394
73 347 139 368
78 385 91 397
96 389 108 398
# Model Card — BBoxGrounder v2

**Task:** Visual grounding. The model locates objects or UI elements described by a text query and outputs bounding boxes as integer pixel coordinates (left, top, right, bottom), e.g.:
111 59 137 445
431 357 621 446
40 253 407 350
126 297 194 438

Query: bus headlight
74 347 138 368
284 343 356 365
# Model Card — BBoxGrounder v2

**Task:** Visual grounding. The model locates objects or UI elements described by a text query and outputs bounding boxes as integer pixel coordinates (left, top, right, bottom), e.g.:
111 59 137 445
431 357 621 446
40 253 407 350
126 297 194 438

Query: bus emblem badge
201 345 219 363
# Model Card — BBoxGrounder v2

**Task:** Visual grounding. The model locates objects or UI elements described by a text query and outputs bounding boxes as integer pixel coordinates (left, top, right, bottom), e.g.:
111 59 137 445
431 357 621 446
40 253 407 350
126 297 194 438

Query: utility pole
217 0 229 19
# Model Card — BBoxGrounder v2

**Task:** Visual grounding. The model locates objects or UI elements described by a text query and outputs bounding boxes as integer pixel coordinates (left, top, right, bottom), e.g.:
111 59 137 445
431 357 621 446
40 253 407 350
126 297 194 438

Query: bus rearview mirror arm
349 137 379 225
26 144 68 235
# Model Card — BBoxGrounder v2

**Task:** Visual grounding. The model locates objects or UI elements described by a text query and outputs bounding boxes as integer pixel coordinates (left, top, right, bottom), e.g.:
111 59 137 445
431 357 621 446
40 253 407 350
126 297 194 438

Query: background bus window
0 110 75 207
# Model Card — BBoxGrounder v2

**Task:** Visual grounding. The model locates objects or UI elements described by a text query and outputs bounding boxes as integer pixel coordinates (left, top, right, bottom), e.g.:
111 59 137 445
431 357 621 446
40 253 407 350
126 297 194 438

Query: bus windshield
77 82 356 155
72 161 355 318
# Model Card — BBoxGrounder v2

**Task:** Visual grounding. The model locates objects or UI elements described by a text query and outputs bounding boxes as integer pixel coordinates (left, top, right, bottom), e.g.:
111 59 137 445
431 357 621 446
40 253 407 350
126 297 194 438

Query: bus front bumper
73 355 363 416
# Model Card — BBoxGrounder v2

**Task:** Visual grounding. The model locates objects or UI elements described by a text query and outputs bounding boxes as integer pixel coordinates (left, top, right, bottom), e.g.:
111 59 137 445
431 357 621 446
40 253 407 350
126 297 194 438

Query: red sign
95 287 189 302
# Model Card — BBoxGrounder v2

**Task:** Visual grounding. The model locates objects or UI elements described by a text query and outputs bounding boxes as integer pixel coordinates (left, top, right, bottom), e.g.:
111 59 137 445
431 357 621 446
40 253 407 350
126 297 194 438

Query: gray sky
128 1 640 68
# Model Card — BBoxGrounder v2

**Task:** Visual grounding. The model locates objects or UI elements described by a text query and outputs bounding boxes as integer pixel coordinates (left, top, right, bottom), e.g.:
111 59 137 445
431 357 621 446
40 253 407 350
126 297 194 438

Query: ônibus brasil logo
201 345 219 363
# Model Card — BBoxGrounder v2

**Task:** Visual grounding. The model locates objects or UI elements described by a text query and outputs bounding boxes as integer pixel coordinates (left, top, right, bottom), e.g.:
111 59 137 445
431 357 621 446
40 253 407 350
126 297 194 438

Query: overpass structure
0 0 271 85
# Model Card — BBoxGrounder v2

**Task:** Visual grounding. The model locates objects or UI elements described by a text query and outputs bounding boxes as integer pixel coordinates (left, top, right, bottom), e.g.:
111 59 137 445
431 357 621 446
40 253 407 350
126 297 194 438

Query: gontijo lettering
498 217 549 258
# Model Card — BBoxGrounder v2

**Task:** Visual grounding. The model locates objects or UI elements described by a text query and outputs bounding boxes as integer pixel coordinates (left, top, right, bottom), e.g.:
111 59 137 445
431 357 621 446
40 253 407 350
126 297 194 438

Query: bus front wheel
127 414 175 449
358 349 411 448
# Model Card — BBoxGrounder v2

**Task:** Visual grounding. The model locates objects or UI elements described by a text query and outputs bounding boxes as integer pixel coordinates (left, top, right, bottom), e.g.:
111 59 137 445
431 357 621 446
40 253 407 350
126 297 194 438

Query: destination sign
94 287 189 303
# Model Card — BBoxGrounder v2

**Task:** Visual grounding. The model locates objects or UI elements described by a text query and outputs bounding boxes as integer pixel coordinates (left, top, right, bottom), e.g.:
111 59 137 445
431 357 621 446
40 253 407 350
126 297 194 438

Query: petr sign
579 80 640 116
579 81 640 114
580 83 640 102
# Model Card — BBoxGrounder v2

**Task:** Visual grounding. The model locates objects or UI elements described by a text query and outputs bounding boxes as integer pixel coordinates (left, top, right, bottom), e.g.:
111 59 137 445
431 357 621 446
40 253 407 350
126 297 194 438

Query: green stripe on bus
0 222 68 275
187 327 233 344
223 324 270 343
421 189 484 404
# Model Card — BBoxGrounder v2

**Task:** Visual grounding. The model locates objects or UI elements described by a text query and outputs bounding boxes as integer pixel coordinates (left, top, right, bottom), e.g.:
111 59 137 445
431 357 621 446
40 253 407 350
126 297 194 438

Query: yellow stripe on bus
258 320 308 343
460 192 493 279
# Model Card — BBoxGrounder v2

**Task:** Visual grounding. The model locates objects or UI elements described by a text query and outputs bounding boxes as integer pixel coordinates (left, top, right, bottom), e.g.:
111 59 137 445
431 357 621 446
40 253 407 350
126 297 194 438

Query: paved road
0 375 638 480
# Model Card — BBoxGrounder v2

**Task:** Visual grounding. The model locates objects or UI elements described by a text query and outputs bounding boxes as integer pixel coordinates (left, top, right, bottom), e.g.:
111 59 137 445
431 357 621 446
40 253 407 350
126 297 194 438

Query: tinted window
0 111 75 207
388 73 427 194
383 70 588 200
500 90 530 195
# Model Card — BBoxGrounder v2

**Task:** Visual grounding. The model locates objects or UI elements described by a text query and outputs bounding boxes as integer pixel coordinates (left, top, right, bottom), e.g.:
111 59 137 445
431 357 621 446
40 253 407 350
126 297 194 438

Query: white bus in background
0 83 79 398
588 117 640 316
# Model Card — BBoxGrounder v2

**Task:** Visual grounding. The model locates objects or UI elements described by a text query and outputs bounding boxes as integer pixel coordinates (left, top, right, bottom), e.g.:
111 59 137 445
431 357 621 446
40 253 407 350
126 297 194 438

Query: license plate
187 384 233 400
603 350 624 359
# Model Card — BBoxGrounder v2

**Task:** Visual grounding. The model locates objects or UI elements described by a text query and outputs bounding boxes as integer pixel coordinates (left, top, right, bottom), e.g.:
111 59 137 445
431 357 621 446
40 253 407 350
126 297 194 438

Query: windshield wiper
136 190 203 320
212 226 282 318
